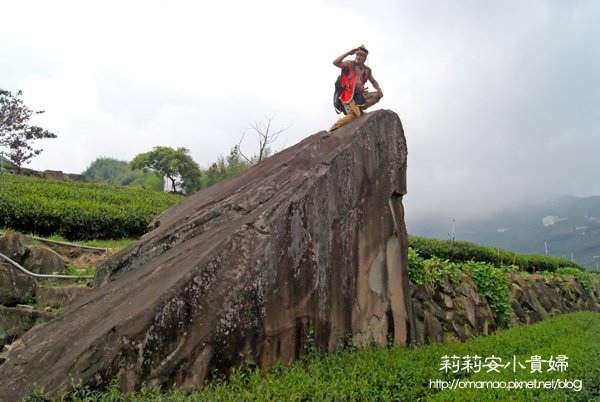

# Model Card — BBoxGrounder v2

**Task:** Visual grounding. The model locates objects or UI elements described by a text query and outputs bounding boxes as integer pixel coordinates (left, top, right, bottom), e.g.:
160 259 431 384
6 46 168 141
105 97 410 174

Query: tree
83 156 162 190
203 145 250 188
238 114 290 165
0 89 57 169
130 146 201 194
83 157 134 184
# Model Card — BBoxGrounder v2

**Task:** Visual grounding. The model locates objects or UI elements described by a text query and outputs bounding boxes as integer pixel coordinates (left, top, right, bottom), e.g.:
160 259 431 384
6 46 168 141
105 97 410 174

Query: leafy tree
0 89 57 169
128 173 165 192
203 145 250 188
83 157 133 183
131 146 201 194
83 156 162 190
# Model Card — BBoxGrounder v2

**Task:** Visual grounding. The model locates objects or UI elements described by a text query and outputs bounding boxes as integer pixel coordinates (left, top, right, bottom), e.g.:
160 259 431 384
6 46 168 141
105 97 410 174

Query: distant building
542 215 568 227
163 176 183 193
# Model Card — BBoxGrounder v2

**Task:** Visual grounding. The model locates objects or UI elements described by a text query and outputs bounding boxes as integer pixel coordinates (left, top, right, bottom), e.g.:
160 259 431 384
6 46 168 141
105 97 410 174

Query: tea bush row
0 172 182 240
409 235 581 273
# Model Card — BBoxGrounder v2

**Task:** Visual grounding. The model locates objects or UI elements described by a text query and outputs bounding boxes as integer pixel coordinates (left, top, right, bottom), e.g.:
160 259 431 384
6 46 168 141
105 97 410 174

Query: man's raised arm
333 48 358 68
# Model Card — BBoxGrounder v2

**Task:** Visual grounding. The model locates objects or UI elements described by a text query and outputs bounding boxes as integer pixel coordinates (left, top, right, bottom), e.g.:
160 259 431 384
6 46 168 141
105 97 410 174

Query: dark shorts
353 91 366 107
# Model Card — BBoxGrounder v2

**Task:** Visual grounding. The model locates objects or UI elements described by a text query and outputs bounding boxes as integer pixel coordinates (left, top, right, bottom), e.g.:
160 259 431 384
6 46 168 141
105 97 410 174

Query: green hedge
0 172 182 240
408 236 581 273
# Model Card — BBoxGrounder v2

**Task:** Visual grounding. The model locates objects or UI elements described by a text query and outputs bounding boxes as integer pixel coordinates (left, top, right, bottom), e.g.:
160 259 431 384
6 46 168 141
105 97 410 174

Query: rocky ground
0 232 115 361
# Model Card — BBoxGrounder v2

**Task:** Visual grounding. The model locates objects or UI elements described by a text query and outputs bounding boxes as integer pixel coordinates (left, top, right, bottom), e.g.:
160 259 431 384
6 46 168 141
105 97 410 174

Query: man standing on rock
330 45 384 131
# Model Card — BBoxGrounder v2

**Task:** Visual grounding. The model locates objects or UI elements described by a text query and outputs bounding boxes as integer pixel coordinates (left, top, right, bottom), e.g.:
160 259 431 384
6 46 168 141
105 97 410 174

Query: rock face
509 273 600 324
411 273 496 343
0 263 35 305
409 271 600 345
22 246 66 276
0 233 68 306
0 233 65 305
0 232 67 276
0 110 413 400
0 232 30 263
34 284 91 308
0 306 56 349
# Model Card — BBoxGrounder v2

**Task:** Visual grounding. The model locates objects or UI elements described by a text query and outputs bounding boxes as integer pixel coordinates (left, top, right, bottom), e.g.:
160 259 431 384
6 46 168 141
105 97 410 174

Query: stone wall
411 271 600 344
1 166 86 182
509 272 600 324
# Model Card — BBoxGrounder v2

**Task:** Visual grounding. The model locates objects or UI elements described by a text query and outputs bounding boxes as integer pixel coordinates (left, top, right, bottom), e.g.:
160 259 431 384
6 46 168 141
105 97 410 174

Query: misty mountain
408 195 600 270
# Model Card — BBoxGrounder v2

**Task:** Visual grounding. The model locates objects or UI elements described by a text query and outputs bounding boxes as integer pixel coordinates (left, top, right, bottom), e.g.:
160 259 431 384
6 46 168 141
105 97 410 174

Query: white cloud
2 0 600 226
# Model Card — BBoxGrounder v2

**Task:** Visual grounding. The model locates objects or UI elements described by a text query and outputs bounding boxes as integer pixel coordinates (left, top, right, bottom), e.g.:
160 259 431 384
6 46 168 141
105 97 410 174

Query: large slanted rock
35 284 91 308
0 110 413 401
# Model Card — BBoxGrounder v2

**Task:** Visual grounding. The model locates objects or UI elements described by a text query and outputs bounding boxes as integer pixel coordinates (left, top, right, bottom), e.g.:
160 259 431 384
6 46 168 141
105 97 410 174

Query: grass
0 227 136 250
42 233 136 249
27 312 600 401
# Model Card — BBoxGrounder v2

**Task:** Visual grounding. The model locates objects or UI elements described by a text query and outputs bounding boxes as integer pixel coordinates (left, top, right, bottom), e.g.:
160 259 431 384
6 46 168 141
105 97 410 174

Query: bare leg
362 92 382 111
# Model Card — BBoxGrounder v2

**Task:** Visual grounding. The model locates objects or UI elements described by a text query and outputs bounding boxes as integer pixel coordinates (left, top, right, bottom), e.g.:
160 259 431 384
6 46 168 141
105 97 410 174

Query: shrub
461 261 514 328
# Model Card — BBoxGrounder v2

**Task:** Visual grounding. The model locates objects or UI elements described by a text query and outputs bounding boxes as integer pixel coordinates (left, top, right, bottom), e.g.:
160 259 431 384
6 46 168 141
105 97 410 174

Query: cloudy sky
2 0 599 231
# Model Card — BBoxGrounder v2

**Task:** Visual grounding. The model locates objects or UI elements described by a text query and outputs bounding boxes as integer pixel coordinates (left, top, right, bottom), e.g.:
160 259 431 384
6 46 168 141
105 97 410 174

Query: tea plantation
0 172 182 240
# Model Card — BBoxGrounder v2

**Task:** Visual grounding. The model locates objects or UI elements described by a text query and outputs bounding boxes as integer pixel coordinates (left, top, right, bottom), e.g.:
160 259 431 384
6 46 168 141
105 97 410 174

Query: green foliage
462 261 514 328
422 257 460 292
64 262 95 277
49 312 600 401
202 145 251 188
409 235 581 273
0 229 136 249
408 248 513 327
83 156 162 190
45 234 136 249
0 171 182 240
0 89 57 168
556 267 600 297
131 146 201 194
407 247 425 285
408 249 462 290
128 172 164 191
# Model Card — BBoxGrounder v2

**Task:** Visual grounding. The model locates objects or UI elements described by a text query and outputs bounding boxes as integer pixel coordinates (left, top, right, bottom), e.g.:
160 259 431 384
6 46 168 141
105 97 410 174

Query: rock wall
411 272 600 344
509 272 600 323
0 110 413 401
1 166 86 182
411 272 495 343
